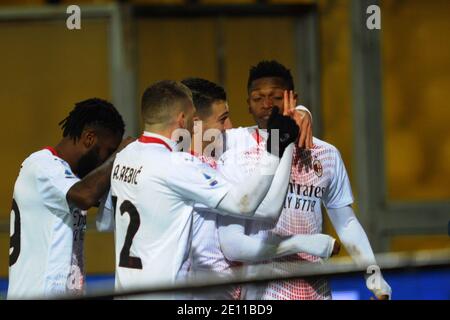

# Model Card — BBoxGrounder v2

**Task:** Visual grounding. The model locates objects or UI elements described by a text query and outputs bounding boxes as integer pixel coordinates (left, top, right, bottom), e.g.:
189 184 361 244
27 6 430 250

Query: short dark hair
141 80 193 125
247 60 294 92
59 98 125 141
181 78 226 118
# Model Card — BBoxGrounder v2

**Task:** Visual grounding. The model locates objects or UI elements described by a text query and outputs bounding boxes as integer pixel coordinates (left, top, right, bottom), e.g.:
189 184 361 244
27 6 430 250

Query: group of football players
7 60 392 300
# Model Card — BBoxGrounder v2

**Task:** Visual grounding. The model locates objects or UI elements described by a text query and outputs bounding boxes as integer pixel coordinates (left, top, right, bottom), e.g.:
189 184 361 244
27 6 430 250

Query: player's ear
176 111 186 129
293 92 298 101
82 129 97 149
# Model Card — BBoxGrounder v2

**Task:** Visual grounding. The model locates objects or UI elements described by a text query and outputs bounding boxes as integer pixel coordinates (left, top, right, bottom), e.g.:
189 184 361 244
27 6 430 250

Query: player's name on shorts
288 183 326 199
112 163 142 185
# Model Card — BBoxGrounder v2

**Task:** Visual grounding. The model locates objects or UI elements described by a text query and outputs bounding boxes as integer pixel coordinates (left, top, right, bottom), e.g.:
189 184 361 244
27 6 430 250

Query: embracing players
110 80 304 299
179 78 339 300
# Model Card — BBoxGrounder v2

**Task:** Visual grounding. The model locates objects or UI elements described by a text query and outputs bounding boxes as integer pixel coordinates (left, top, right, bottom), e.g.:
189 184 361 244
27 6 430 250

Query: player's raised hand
266 106 299 158
282 90 313 149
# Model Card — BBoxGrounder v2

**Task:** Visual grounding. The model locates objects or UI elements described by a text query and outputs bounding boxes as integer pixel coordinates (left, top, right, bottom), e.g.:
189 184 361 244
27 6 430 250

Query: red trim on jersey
190 150 218 168
138 135 172 151
252 128 262 145
43 146 59 157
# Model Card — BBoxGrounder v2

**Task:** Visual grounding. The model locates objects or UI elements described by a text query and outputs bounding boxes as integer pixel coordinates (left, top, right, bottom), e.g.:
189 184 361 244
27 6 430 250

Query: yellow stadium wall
0 20 112 277
1 0 449 278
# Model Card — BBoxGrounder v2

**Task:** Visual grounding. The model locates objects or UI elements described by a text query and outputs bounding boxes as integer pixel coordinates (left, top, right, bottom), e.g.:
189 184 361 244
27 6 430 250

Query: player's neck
143 124 179 142
54 139 82 174
256 119 268 130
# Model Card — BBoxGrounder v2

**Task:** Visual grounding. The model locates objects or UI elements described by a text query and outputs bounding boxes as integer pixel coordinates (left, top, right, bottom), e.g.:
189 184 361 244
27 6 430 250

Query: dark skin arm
66 137 134 210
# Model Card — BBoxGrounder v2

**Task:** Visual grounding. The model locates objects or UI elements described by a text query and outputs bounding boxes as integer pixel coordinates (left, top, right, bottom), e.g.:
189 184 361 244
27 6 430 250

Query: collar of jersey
248 126 268 145
140 131 178 151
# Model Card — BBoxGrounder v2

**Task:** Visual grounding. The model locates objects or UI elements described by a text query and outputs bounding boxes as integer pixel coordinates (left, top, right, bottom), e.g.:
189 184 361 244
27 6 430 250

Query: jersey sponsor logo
288 183 326 199
285 183 325 213
285 195 317 212
313 157 323 177
112 164 142 185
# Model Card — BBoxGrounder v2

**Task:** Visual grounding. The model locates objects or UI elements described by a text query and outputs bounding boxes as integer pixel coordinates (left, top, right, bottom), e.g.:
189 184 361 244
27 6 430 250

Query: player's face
77 130 122 178
199 100 232 154
202 100 233 133
247 77 287 129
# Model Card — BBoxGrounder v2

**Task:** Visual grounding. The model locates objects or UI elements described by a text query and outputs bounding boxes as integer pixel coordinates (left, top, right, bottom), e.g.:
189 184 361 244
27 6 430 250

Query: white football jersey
183 154 242 300
181 127 269 300
243 136 354 300
111 132 231 299
7 147 86 299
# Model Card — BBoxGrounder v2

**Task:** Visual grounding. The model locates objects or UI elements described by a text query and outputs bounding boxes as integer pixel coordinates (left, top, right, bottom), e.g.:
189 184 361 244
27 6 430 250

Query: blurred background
0 0 449 299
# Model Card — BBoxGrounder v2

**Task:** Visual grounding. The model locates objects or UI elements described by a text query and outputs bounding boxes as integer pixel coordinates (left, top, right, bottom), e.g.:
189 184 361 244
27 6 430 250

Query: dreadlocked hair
59 98 125 141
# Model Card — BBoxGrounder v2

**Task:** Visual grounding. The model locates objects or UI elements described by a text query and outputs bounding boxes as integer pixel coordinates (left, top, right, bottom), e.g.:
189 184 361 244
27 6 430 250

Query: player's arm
217 216 338 263
251 142 293 221
323 148 391 299
173 108 298 219
210 151 280 218
67 137 134 210
216 142 294 221
327 205 392 300
66 155 115 210
96 189 114 232
216 104 299 219
211 140 293 221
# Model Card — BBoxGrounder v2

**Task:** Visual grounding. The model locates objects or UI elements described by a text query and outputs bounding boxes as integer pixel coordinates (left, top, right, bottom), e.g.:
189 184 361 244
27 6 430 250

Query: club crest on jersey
313 158 323 177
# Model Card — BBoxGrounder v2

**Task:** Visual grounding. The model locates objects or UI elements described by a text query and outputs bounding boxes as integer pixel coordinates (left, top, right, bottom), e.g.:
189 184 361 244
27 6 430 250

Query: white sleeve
216 150 279 218
211 146 291 220
166 152 231 209
327 205 392 299
167 152 278 217
36 162 78 215
249 143 294 221
327 205 376 266
96 189 114 232
217 215 336 262
323 148 354 209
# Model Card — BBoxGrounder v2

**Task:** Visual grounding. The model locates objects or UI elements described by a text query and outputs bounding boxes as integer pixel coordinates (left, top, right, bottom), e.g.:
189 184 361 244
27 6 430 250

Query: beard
77 145 101 178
